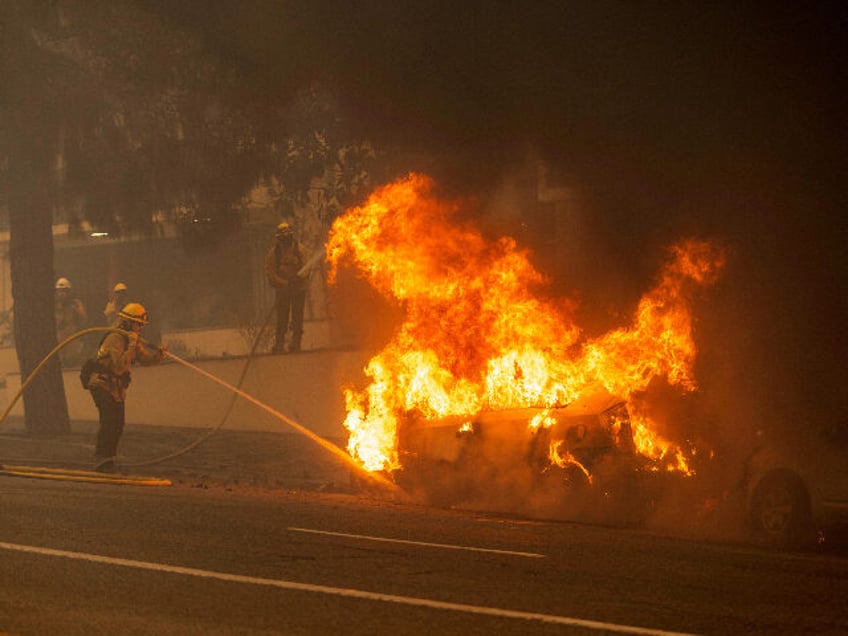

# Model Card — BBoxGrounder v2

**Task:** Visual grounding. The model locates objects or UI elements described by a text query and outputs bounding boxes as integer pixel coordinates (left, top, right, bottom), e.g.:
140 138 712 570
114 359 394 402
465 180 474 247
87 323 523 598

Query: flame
529 410 556 432
549 442 593 483
328 173 725 475
630 410 692 473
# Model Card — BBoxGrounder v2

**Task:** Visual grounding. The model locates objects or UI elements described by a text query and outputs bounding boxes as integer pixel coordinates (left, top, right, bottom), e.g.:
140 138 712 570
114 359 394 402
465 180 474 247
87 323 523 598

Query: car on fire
396 391 676 525
740 417 848 548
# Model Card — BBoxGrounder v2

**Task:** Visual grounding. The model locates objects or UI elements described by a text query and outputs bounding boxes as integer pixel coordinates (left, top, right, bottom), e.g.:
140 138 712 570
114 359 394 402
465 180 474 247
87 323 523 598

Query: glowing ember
327 173 725 474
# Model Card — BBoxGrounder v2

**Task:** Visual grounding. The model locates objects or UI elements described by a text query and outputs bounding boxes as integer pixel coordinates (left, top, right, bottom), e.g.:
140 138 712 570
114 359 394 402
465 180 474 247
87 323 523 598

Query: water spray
163 352 398 492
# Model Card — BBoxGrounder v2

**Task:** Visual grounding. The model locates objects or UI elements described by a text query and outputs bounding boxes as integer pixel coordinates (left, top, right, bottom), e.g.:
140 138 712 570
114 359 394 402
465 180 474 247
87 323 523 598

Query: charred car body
741 418 848 548
396 392 673 524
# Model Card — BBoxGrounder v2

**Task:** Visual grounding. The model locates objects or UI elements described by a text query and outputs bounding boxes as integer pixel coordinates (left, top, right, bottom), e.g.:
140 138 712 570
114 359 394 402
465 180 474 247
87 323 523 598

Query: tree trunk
3 0 71 435
8 184 70 436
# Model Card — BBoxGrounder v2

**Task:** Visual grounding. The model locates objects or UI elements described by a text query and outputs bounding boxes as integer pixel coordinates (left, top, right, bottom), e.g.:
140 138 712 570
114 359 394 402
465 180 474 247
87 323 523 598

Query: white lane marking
0 540 696 635
288 526 546 558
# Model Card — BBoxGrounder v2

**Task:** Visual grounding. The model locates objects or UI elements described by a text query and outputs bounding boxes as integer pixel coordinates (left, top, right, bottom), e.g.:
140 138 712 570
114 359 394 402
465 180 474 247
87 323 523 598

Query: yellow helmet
55 277 72 289
113 282 128 293
275 222 294 238
118 302 148 325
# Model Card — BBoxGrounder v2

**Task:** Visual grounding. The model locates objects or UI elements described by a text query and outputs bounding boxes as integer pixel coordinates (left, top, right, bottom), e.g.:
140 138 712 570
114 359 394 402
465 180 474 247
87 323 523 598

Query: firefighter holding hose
84 303 166 472
264 222 310 353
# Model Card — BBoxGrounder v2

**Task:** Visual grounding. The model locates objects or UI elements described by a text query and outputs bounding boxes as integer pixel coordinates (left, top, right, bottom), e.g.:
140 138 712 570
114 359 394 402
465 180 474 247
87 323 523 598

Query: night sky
155 1 848 443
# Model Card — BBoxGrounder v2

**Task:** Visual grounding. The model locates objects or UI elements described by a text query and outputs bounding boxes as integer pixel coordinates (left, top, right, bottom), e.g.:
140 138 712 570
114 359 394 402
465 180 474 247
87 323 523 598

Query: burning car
741 418 848 548
396 390 677 524
327 174 726 524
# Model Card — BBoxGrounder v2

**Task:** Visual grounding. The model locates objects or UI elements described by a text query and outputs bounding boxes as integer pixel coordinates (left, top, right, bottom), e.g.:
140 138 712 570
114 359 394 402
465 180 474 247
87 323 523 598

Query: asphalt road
1 476 847 635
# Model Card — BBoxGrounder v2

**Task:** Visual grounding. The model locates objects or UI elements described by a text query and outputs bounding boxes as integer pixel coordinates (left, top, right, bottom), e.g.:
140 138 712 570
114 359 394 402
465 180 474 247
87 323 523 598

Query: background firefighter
264 222 309 353
103 281 129 326
84 303 166 471
54 277 88 366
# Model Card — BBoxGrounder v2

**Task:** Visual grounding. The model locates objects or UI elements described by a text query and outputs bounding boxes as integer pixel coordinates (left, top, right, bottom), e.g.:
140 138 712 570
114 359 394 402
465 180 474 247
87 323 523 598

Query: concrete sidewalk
0 419 357 492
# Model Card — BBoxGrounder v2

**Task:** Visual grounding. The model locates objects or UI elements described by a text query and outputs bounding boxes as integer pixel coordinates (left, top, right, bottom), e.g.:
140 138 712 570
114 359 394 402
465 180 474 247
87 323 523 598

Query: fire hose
0 320 397 492
123 302 278 469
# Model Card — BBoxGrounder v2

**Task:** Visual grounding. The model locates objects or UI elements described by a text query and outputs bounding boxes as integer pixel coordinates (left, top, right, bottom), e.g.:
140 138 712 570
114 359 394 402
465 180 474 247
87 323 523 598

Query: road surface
1 476 847 634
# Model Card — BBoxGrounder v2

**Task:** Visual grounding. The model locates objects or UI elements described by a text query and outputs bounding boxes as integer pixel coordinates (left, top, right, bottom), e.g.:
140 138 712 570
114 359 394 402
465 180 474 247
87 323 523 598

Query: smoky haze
281 5 837 424
151 2 846 461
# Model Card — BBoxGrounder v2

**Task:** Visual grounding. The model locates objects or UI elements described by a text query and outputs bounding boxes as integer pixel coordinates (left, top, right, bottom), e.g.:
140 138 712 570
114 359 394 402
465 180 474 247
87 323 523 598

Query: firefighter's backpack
79 357 99 390
79 332 130 390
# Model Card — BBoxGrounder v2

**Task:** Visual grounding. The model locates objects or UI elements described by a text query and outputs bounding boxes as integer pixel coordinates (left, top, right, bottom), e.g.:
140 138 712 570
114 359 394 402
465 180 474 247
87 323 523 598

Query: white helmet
55 277 72 290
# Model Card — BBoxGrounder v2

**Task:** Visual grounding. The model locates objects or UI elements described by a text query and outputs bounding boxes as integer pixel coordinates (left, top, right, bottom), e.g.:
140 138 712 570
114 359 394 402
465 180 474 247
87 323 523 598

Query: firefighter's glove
127 332 141 351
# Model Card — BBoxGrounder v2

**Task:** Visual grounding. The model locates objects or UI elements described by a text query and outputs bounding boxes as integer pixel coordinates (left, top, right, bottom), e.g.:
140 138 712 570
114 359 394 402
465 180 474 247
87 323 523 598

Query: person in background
264 221 309 353
83 303 166 472
103 282 129 326
54 277 87 366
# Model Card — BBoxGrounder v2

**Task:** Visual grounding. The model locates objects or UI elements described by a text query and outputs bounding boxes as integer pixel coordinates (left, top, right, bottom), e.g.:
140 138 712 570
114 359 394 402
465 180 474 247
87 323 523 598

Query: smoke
326 266 405 355
483 148 848 443
394 417 752 540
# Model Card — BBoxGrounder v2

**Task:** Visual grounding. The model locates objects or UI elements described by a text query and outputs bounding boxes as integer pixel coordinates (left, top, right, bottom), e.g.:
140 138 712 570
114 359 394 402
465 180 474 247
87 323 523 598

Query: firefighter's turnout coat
87 332 162 403
264 240 310 290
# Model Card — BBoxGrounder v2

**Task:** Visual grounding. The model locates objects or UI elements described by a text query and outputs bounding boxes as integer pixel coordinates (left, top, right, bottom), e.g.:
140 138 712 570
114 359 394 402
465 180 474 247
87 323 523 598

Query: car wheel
749 470 812 548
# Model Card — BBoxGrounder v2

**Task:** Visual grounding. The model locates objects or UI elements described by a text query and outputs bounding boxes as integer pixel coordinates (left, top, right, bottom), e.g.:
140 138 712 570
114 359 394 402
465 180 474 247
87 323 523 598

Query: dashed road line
0 540 697 635
288 526 546 558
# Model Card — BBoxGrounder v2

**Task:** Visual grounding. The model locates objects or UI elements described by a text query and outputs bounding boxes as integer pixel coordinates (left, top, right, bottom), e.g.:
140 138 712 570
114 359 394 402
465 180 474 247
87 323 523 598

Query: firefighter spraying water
0 315 398 492
82 303 166 472
265 222 310 354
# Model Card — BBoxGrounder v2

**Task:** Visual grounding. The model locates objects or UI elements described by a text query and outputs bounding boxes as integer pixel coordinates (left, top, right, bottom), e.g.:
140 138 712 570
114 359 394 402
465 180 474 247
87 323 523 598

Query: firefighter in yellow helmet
85 302 166 471
264 222 310 353
103 282 129 326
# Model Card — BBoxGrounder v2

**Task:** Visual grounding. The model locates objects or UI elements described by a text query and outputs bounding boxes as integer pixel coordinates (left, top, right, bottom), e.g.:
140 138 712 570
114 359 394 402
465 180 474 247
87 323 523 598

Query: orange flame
328 173 725 473
549 442 593 483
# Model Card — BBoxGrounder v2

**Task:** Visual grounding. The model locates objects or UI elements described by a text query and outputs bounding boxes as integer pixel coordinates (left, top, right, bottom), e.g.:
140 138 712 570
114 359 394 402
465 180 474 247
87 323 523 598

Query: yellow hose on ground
0 463 171 486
